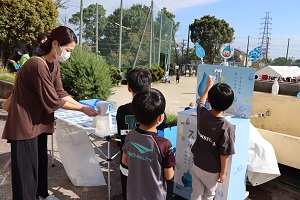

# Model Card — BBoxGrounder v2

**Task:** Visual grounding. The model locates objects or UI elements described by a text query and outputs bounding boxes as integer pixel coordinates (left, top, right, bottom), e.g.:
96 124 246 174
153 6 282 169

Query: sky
58 0 300 59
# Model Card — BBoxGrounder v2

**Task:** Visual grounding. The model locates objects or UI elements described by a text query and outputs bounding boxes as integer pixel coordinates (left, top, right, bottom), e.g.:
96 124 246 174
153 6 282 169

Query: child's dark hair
127 68 152 93
132 88 165 126
208 83 234 111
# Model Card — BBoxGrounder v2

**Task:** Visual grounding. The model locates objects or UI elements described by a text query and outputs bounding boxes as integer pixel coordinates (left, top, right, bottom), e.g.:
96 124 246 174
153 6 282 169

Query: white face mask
55 46 71 62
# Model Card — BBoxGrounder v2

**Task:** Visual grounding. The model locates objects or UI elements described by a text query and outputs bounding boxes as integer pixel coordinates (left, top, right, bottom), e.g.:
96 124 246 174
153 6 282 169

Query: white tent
289 66 300 76
255 66 299 78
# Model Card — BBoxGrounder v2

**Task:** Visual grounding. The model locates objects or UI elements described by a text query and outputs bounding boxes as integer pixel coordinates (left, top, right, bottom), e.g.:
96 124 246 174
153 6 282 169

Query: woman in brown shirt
2 26 99 200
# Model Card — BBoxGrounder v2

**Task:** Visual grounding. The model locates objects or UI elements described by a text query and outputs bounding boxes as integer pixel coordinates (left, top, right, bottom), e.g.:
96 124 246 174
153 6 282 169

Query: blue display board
196 64 255 118
174 65 255 199
173 110 250 200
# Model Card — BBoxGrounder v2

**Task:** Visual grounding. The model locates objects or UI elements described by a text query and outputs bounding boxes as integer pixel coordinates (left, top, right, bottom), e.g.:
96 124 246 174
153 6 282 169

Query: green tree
60 46 113 101
0 0 58 57
292 59 300 67
109 67 122 85
174 42 187 67
190 15 234 64
149 64 164 82
100 4 150 67
68 4 107 50
271 57 292 66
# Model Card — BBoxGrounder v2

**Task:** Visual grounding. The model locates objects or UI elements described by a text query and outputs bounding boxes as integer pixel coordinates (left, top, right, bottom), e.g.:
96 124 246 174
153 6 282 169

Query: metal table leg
51 134 55 167
88 135 120 200
106 136 111 200
106 136 121 200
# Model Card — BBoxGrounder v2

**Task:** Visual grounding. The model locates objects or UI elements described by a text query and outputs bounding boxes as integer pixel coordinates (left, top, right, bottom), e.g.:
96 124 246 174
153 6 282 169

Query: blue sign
220 43 234 59
248 46 262 62
197 64 255 118
195 42 205 58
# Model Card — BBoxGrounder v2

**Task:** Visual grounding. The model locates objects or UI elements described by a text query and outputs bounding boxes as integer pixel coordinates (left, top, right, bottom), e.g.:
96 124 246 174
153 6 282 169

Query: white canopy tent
289 66 300 76
255 66 300 78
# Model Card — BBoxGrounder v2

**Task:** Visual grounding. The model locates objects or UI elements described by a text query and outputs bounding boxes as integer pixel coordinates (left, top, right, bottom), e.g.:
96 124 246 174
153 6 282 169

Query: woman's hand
218 171 226 183
80 106 100 117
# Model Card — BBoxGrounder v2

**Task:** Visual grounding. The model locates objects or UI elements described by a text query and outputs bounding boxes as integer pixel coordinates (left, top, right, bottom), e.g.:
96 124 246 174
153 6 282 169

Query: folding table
51 109 119 200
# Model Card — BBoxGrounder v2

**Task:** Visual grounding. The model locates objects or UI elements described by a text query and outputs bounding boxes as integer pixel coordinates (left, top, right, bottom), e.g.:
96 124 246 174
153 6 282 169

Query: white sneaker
45 196 59 200
39 196 59 200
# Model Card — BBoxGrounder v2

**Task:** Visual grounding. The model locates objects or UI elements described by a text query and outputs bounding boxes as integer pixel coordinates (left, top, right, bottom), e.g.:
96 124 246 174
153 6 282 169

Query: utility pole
245 35 250 67
95 3 98 57
285 38 290 66
118 0 123 69
181 39 186 69
186 25 190 75
182 39 186 57
79 0 83 48
173 38 179 65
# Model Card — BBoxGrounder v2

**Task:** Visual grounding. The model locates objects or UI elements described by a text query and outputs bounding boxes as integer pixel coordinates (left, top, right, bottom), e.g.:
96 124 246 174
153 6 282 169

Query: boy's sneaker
39 196 59 200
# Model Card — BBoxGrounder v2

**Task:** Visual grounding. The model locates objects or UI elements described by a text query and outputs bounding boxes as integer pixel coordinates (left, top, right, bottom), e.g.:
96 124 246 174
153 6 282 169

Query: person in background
116 68 166 199
2 26 99 200
32 32 48 56
9 44 30 71
191 76 235 200
122 88 176 200
176 70 181 84
184 102 195 110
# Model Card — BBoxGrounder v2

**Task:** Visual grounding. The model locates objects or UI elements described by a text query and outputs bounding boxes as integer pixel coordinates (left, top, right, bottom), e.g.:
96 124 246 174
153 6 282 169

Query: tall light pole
133 7 151 69
95 3 98 57
285 38 290 66
167 22 173 71
149 0 153 68
245 35 250 67
157 9 163 66
186 25 190 74
79 0 83 48
118 0 123 69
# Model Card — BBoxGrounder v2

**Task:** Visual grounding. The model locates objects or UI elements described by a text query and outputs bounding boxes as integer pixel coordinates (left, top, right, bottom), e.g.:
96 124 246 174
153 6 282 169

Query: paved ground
0 76 300 199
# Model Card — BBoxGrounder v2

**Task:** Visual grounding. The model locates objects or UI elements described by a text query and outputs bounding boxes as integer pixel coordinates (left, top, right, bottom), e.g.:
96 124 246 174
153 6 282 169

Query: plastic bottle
95 115 111 138
94 101 111 138
271 78 279 95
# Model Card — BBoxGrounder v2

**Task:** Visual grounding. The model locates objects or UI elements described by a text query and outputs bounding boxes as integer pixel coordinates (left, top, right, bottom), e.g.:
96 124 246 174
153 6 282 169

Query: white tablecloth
54 109 117 186
247 124 281 186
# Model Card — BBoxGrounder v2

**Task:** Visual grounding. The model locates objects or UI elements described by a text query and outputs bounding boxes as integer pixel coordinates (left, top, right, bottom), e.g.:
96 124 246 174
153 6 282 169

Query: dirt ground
107 75 198 114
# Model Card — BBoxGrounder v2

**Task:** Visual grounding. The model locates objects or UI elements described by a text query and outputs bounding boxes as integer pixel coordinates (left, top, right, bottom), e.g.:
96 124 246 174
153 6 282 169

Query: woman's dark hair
37 32 48 43
208 83 234 111
37 26 77 56
13 44 28 55
132 88 166 126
